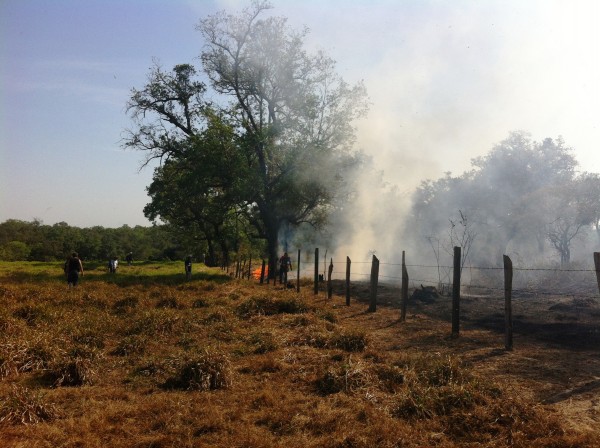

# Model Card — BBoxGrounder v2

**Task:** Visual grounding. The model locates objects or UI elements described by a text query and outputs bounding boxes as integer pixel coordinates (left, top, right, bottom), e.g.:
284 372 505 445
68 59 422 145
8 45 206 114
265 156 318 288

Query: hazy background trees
406 131 600 267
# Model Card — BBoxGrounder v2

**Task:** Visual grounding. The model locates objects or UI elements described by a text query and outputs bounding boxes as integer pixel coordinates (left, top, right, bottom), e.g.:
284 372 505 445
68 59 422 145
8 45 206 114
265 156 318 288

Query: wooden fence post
452 246 461 337
314 248 319 295
296 249 301 293
594 252 600 297
368 255 379 312
401 250 408 322
327 258 334 300
260 260 265 284
345 256 351 306
504 255 513 351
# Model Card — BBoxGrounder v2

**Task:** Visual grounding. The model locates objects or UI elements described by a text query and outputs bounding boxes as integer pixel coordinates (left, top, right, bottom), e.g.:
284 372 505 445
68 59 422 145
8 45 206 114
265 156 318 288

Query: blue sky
1 0 599 228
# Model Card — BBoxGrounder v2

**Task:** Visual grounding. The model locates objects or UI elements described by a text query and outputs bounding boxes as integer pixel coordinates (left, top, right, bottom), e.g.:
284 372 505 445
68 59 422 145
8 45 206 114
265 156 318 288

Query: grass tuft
0 385 60 425
163 350 233 391
12 305 48 326
329 330 368 352
236 296 307 318
44 347 101 387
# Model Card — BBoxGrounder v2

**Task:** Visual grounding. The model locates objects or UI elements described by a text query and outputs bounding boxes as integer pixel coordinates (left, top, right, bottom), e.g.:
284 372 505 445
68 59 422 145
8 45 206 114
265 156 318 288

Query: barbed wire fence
238 248 600 350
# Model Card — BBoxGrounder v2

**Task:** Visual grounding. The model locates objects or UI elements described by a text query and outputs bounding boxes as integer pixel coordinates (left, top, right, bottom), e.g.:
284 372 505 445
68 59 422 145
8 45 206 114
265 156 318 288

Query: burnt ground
329 279 600 435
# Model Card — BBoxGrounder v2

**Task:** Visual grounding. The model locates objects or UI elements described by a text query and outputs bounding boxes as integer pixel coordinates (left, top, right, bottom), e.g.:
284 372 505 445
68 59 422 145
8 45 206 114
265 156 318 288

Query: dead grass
0 262 598 447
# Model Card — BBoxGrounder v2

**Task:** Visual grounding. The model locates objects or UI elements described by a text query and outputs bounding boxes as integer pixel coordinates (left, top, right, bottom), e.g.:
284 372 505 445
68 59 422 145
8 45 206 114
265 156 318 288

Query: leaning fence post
504 255 513 351
327 258 334 300
345 256 351 306
401 250 409 322
368 255 379 312
296 249 301 293
314 248 319 295
452 246 461 337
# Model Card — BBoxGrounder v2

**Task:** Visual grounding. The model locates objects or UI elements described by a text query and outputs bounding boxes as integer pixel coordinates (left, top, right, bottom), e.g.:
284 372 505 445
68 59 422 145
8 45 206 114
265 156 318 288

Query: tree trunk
265 220 279 281
206 239 216 267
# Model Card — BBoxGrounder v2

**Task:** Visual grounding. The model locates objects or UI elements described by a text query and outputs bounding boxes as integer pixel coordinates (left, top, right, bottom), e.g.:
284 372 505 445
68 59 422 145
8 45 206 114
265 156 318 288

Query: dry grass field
1 261 599 447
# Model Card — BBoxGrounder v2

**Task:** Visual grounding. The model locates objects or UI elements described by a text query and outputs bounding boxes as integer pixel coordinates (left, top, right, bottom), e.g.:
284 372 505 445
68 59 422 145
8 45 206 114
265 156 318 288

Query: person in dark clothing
126 252 133 265
64 252 84 287
279 252 292 285
185 255 192 280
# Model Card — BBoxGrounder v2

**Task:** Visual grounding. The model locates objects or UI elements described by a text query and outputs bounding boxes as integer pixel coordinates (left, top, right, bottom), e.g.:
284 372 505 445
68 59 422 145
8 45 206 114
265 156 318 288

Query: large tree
125 1 368 274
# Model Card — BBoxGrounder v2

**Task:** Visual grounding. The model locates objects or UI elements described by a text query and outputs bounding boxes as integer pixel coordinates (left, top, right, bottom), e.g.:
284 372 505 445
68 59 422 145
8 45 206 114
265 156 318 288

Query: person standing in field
108 256 118 273
64 252 84 287
185 255 192 281
126 252 133 265
279 252 292 285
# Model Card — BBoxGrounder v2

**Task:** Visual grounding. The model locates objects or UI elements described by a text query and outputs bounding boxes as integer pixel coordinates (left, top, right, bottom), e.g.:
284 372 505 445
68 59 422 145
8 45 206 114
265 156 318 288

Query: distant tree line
0 220 208 263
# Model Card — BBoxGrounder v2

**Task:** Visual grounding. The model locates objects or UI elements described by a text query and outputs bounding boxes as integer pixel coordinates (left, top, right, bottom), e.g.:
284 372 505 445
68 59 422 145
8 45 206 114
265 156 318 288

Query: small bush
0 385 60 425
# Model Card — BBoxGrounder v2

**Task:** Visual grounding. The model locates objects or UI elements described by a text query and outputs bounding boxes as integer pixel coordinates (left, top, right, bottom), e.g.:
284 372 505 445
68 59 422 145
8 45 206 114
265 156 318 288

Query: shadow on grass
0 263 232 287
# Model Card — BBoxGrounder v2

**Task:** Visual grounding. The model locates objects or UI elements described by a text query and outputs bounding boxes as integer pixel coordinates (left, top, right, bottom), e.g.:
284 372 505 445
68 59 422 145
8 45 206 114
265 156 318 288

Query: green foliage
0 241 31 261
0 220 194 262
